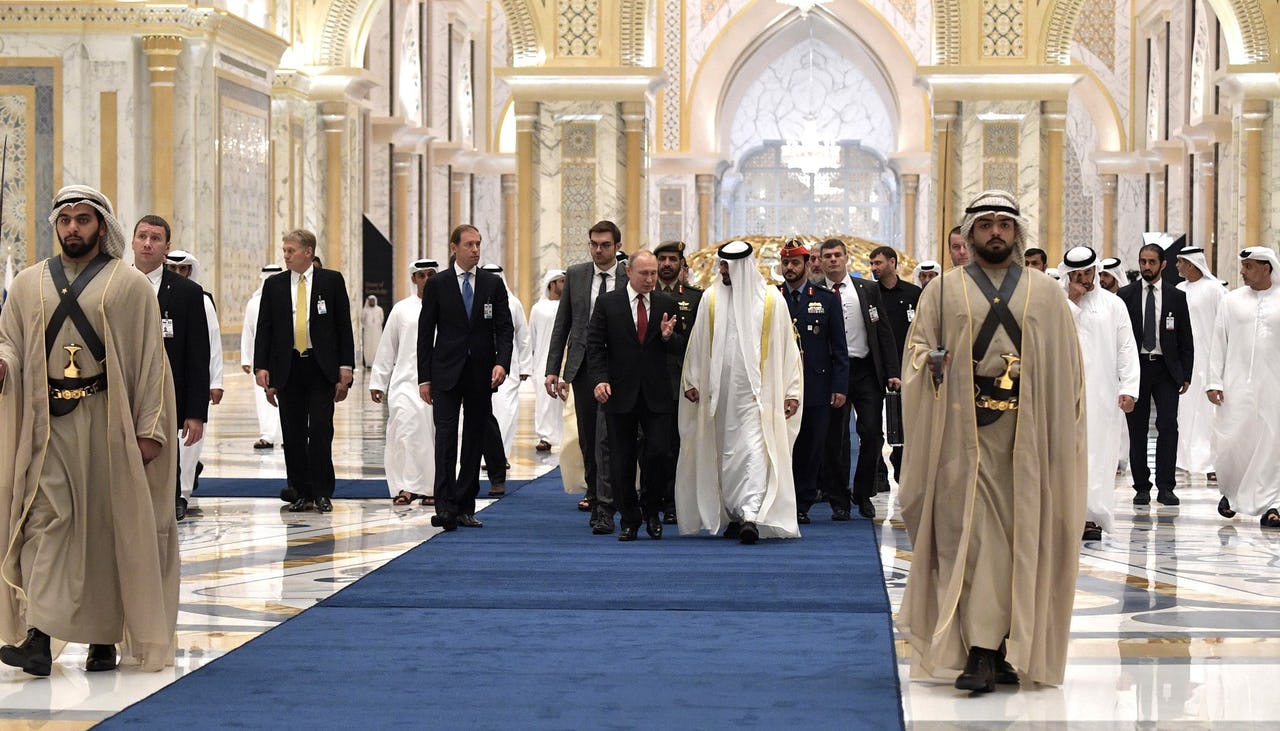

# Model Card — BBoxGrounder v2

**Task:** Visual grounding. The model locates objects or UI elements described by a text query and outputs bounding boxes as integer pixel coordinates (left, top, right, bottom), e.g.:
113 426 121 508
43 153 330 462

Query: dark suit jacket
781 283 849 408
254 267 355 388
585 287 683 414
841 276 900 386
156 268 210 423
417 266 514 391
1118 279 1195 384
545 260 628 383
657 281 702 399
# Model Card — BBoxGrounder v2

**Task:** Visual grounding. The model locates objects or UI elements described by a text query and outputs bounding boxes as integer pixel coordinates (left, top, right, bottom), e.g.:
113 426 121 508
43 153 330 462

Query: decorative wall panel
982 0 1025 58
557 0 600 57
0 61 58 264
660 0 682 152
561 163 596 252
217 77 271 334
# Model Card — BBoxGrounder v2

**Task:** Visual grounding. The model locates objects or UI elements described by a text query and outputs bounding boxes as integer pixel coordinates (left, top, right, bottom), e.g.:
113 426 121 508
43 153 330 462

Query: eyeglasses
588 241 617 250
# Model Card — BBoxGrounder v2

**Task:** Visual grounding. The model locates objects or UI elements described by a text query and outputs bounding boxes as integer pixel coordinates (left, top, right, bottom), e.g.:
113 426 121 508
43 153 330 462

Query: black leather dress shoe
645 517 663 540
662 511 677 525
1081 522 1102 542
954 647 997 693
738 521 759 545
797 512 811 525
280 486 298 503
1156 489 1180 506
591 515 615 535
831 509 852 521
314 497 333 513
856 498 876 519
85 643 117 672
618 525 638 541
430 513 458 531
995 657 1019 685
723 521 742 539
0 627 52 677
1132 490 1151 505
287 498 313 512
457 514 484 528
176 496 188 522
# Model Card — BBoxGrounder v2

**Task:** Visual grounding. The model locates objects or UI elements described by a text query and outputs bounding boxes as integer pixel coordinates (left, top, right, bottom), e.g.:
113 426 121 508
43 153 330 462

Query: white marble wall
367 0 393 116
368 143 392 240
728 37 894 163
429 2 449 133
490 0 511 150
648 173 698 250
1116 174 1147 268
472 172 504 265
951 101 1041 241
1066 94 1102 252
1263 109 1279 249
914 173 935 261
1070 0 1132 142
426 161 450 261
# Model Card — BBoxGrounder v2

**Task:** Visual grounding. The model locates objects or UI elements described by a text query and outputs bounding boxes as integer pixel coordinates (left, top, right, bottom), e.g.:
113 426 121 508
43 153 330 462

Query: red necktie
833 282 843 301
636 294 648 342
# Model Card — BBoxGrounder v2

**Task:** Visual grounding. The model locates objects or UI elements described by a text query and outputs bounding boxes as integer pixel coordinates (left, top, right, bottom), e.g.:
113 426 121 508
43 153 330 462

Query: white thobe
369 295 435 497
492 291 532 455
1176 277 1224 473
675 286 803 538
241 289 281 444
1069 290 1139 531
528 297 564 444
179 293 222 500
361 304 384 367
1207 285 1280 516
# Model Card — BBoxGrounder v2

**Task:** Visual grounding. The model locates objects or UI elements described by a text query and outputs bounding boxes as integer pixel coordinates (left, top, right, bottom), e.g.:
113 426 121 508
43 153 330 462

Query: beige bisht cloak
896 265 1086 686
0 259 179 670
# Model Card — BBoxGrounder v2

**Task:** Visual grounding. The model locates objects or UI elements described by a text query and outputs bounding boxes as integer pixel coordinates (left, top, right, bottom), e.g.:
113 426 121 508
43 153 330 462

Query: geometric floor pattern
1 368 1277 728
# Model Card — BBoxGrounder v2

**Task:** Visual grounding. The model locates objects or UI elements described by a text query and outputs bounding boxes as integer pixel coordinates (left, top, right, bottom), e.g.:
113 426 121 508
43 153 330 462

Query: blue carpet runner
104 470 904 729
196 476 517 499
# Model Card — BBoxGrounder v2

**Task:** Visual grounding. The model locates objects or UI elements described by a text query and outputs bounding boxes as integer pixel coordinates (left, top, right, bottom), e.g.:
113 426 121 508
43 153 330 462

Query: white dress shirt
626 283 649 331
590 265 616 314
827 273 869 358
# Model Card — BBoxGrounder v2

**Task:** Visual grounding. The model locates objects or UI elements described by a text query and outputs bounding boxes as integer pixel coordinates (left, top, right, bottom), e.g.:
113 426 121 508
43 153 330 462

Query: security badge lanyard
161 313 174 338
1165 313 1175 331
317 297 327 315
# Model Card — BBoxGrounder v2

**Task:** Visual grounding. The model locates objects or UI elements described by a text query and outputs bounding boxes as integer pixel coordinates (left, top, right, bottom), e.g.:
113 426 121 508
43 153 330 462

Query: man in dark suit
869 245 921 491
818 238 901 520
586 250 681 541
130 215 210 521
544 220 628 534
653 239 702 524
1118 242 1195 506
778 241 848 524
418 224 514 531
254 229 355 514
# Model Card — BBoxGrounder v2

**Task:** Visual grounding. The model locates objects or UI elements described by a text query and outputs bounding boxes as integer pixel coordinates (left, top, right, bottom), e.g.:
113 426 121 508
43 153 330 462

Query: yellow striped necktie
294 274 308 353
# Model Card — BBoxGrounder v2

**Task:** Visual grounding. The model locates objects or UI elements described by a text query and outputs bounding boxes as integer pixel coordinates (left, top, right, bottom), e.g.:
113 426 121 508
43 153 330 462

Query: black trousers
606 401 670 528
482 414 508 484
278 352 336 499
792 400 831 512
823 357 884 510
1126 357 1180 493
432 367 492 518
571 379 612 513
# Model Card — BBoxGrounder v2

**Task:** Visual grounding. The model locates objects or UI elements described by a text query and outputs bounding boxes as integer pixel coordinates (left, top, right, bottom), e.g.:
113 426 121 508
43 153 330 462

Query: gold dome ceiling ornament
683 236 918 289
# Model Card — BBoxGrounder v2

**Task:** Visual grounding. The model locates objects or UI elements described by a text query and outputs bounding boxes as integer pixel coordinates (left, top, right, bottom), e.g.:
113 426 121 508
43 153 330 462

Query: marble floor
1 369 1277 729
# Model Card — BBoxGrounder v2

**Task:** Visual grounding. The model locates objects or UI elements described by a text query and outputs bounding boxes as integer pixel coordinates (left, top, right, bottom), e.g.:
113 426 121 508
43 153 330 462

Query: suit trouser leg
432 388 463 516
792 404 830 513
607 410 641 528
637 406 670 521
1150 369 1181 492
278 354 315 498
483 414 507 484
1126 364 1156 492
457 383 491 517
303 364 337 499
571 379 600 506
849 359 884 503
594 406 614 516
821 402 853 512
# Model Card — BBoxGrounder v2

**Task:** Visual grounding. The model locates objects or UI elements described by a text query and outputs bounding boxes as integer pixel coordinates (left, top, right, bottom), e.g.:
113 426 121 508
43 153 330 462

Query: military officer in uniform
654 240 703 523
778 241 849 523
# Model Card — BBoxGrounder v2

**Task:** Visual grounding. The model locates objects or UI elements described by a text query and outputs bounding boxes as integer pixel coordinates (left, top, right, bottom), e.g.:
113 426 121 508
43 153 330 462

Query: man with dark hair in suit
254 229 355 514
131 215 210 522
869 244 920 491
818 238 901 520
418 224 514 531
586 250 681 541
544 219 628 534
1022 248 1048 272
1117 243 1195 506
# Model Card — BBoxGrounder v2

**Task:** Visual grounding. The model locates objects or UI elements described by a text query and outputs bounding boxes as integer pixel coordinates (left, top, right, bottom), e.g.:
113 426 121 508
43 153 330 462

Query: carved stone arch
933 0 962 64
319 0 366 66
1044 0 1271 66
495 0 541 65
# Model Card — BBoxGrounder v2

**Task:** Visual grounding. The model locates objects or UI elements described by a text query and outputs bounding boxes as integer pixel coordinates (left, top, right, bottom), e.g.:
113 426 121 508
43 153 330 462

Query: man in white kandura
370 259 438 506
1207 246 1280 528
241 263 284 450
1175 247 1224 479
913 260 940 288
361 295 384 368
676 241 803 544
1062 247 1139 542
529 269 566 452
166 249 224 518
482 263 533 458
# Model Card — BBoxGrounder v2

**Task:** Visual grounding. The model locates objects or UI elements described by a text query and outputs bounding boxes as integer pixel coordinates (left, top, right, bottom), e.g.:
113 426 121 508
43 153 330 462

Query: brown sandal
577 498 591 512
392 491 418 506
419 495 435 507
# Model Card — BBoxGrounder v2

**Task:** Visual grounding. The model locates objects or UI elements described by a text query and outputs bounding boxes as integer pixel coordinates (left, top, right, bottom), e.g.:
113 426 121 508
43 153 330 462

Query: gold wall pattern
217 77 272 334
557 0 600 57
1071 0 1115 70
934 0 962 64
0 59 59 265
0 87 33 265
982 0 1026 58
496 0 541 65
318 0 360 65
619 0 646 65
659 0 681 152
982 121 1019 192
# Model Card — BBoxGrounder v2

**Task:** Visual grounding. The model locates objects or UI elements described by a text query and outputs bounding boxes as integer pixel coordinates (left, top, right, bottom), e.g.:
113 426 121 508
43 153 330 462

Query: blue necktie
462 271 474 317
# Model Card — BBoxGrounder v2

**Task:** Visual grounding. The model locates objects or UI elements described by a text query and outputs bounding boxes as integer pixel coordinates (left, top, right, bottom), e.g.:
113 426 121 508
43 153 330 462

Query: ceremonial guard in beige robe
675 241 803 544
897 190 1086 692
0 186 178 676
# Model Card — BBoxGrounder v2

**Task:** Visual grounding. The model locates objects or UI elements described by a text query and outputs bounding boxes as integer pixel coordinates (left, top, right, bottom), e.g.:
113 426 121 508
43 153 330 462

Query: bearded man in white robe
241 264 284 449
529 270 566 451
1062 247 1139 541
897 189 1086 692
1207 246 1280 528
361 295 384 368
1174 247 1224 477
675 241 802 544
165 249 223 517
371 259 438 505
0 185 178 676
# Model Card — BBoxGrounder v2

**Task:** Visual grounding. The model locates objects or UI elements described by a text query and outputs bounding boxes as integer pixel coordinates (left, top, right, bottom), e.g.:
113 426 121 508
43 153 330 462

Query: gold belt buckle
52 385 92 400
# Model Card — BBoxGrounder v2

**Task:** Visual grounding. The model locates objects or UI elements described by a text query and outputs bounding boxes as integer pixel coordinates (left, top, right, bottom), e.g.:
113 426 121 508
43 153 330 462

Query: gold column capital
1041 100 1067 129
320 102 348 134
900 173 920 192
501 173 517 194
143 34 183 86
